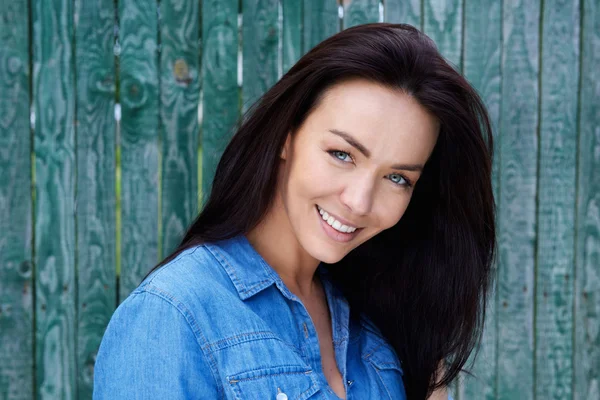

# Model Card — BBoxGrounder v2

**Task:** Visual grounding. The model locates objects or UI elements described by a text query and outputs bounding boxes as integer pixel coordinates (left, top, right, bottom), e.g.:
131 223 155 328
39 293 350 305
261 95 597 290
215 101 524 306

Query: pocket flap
227 365 320 400
365 345 404 375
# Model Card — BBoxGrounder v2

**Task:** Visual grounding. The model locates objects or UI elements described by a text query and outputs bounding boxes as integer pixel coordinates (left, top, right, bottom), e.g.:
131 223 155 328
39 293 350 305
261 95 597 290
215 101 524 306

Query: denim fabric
94 235 408 399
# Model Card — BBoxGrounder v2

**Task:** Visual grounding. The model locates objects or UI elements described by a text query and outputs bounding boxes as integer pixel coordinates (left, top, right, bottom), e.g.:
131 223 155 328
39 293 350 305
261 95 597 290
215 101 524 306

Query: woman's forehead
307 80 439 156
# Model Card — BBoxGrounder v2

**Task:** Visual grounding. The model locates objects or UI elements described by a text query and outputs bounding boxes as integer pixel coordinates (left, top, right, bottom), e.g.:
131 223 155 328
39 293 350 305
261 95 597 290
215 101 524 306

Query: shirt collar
205 235 351 339
205 235 289 300
205 236 346 306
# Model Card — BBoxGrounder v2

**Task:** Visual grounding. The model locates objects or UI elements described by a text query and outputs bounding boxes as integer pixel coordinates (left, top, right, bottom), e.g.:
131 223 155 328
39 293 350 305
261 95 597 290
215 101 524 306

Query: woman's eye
388 173 411 187
330 150 353 163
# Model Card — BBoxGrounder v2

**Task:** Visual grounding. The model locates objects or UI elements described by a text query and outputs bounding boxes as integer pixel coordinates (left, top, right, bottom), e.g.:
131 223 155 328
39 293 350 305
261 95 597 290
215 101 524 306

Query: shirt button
276 392 288 400
347 379 354 386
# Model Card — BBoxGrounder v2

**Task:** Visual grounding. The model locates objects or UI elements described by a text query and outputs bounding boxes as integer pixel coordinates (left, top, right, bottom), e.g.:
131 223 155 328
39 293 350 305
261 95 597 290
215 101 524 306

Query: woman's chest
203 321 406 400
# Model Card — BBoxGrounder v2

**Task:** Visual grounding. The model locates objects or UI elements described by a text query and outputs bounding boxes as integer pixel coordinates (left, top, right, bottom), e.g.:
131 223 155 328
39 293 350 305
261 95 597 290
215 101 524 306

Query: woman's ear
280 133 292 160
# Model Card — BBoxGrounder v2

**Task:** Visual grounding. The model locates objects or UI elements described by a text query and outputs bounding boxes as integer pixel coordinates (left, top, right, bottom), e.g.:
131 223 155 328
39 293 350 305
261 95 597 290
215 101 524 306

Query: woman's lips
316 205 361 243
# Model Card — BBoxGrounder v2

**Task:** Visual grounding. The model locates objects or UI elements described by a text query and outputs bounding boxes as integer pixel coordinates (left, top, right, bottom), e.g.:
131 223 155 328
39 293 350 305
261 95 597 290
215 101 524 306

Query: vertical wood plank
423 0 463 69
536 0 580 398
383 0 421 29
282 0 302 74
201 0 239 197
575 0 600 398
32 0 77 398
0 2 33 399
343 0 379 29
497 0 540 399
460 0 502 397
302 0 339 53
73 0 117 397
242 0 280 112
160 0 201 256
118 0 160 299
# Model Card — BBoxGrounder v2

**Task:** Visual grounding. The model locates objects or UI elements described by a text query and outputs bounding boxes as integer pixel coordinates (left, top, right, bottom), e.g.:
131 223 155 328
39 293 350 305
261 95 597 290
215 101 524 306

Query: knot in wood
174 59 192 84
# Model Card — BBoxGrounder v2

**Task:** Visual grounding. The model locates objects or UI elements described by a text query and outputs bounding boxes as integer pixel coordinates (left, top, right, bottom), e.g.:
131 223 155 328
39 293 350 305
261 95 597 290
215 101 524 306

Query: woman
94 23 495 400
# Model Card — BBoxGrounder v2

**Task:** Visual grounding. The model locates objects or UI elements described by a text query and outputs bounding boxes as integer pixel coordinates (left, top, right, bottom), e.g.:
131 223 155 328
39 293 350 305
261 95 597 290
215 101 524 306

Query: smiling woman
93 23 495 400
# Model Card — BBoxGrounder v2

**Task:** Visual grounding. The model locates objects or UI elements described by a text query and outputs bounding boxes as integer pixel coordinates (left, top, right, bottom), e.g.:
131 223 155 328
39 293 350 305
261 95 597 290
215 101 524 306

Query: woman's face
279 79 439 264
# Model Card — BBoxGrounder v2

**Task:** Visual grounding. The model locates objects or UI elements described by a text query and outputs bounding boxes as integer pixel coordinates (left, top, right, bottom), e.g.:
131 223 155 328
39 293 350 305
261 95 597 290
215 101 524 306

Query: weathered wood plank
160 0 201 256
575 0 600 398
460 0 502 398
303 0 339 53
496 0 540 399
343 0 379 29
0 2 33 399
535 1 580 398
201 0 239 197
73 0 117 398
383 0 421 29
423 0 463 69
242 0 279 113
118 0 160 299
32 0 77 398
282 0 302 74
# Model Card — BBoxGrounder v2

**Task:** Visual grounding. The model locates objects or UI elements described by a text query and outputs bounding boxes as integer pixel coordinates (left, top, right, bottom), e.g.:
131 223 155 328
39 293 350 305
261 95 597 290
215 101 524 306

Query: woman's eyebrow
328 128 424 171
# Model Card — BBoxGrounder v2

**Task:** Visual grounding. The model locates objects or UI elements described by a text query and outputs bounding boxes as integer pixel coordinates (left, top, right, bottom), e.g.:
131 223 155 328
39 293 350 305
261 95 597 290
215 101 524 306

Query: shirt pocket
226 365 320 400
365 345 406 399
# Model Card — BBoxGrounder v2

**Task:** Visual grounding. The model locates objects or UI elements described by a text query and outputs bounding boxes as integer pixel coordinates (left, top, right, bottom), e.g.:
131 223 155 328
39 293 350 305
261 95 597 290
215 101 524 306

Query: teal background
0 0 598 399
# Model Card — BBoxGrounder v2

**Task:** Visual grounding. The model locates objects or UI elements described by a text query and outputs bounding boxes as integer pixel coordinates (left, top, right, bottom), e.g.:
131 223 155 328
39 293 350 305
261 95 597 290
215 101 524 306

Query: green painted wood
242 0 280 113
282 0 302 74
302 0 339 53
343 0 379 29
201 0 239 197
118 0 160 299
535 1 580 399
460 0 502 398
32 0 77 398
383 0 421 29
575 0 600 398
73 0 117 398
159 0 201 256
423 0 463 69
496 0 540 399
0 2 33 399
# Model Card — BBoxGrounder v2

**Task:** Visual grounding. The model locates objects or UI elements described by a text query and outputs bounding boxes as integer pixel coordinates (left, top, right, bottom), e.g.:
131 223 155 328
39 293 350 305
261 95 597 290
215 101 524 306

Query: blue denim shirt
94 235 408 399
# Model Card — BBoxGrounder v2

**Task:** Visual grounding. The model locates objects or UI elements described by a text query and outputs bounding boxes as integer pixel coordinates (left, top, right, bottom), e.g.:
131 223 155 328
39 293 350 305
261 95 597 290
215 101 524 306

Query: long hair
147 23 496 399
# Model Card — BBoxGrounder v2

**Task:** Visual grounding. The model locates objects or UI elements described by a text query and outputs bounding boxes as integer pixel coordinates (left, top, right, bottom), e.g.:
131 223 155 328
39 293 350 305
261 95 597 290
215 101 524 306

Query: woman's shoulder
117 244 242 327
139 244 230 297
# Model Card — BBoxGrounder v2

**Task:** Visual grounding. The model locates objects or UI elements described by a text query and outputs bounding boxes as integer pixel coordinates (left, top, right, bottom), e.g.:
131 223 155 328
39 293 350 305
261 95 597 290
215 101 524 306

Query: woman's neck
246 194 320 298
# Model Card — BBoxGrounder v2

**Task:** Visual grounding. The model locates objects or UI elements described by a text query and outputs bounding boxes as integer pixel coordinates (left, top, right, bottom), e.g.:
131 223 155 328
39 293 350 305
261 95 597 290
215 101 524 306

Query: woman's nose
339 174 375 216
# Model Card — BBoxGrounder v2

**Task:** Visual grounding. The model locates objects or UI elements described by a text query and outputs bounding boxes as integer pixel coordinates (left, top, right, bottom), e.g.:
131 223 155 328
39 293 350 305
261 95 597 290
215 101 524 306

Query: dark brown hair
148 23 496 399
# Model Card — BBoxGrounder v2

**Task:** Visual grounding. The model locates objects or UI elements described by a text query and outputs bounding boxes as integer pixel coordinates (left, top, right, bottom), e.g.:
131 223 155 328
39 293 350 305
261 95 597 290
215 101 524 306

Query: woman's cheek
378 195 409 229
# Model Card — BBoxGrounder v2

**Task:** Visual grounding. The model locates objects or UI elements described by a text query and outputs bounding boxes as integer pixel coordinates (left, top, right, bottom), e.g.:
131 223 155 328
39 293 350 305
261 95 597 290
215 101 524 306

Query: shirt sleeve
93 289 220 399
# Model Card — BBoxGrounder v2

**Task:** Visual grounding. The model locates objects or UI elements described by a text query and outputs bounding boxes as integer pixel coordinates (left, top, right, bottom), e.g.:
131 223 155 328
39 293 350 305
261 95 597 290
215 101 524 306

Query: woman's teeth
317 206 358 233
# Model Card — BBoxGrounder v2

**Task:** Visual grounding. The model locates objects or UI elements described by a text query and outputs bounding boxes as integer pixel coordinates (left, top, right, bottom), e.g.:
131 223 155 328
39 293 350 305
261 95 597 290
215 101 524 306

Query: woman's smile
316 205 363 243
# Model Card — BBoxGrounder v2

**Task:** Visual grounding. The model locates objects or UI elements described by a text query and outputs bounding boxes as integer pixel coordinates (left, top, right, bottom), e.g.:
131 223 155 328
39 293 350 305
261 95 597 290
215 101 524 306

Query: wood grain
535 1 580 398
118 0 160 299
383 0 421 29
303 0 339 53
575 0 600 398
201 0 239 197
423 0 463 69
343 0 379 28
73 0 117 398
242 0 280 113
282 0 302 74
160 0 201 256
32 0 77 398
0 2 33 399
496 1 540 399
459 1 502 398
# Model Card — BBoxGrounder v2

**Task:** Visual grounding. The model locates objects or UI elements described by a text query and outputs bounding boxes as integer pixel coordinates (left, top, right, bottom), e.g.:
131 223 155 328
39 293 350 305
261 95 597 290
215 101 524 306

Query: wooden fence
0 0 598 399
